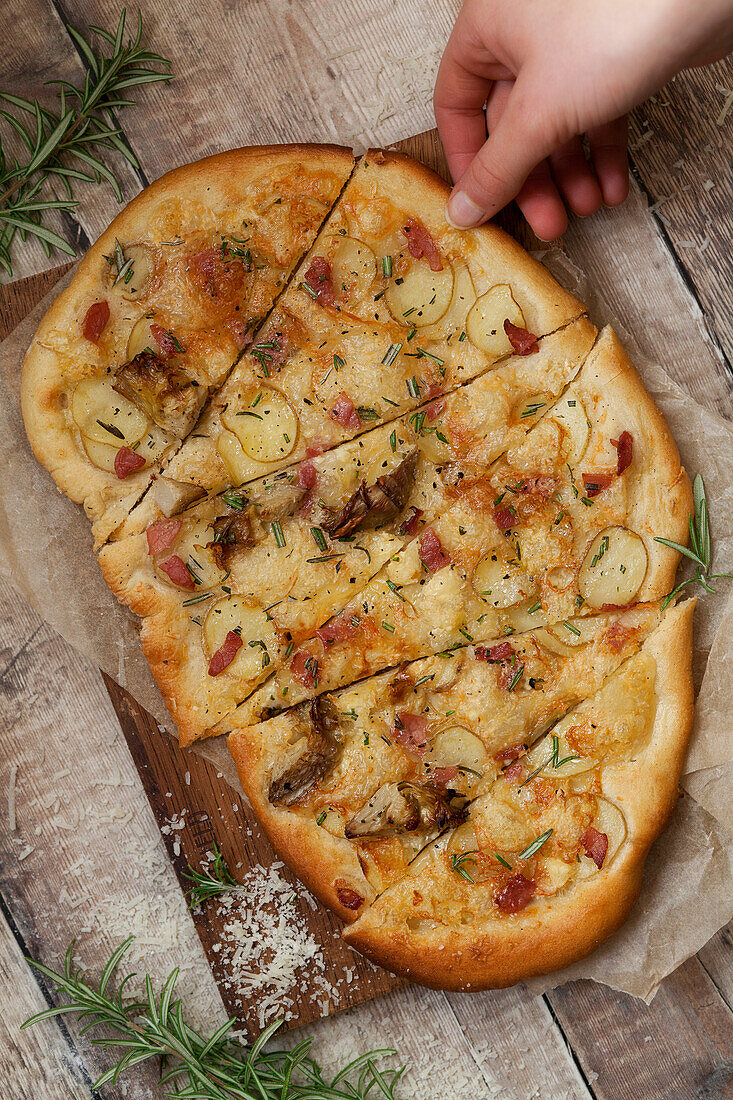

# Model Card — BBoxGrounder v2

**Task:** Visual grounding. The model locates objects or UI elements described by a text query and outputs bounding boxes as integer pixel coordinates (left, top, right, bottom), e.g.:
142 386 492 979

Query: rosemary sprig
182 843 240 910
0 10 171 279
23 938 405 1098
654 474 732 608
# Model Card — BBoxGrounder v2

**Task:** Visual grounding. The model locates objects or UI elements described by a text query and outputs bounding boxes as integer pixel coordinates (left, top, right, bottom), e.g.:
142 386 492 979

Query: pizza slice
99 319 596 744
21 145 355 546
152 149 586 502
231 325 692 724
342 600 694 989
227 601 689 965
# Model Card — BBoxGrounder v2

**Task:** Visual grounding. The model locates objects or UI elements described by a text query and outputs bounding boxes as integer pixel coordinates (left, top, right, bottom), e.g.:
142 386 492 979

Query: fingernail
446 190 484 229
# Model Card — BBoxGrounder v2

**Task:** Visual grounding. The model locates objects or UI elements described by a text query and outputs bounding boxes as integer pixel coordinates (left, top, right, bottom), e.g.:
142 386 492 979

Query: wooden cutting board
2 131 535 1037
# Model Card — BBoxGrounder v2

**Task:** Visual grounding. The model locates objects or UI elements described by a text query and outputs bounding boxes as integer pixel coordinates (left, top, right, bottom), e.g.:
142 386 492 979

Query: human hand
435 0 733 238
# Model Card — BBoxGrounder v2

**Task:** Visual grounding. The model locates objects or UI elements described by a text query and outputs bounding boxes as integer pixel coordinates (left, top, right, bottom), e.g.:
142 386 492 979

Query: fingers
515 160 568 241
549 136 603 217
446 74 559 228
588 118 629 206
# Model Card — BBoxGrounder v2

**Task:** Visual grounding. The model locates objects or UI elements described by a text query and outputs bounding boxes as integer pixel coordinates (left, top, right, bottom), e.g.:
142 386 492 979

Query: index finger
434 40 491 184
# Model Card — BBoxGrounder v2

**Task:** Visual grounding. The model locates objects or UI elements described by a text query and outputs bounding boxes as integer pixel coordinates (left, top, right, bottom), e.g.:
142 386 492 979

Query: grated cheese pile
213 861 337 1029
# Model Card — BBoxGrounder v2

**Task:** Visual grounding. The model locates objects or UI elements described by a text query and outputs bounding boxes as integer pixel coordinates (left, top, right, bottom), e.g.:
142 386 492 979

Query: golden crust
22 144 355 546
342 601 695 989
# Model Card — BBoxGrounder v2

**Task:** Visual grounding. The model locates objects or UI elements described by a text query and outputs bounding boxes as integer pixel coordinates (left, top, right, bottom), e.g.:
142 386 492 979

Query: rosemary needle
23 938 406 1097
0 10 172 279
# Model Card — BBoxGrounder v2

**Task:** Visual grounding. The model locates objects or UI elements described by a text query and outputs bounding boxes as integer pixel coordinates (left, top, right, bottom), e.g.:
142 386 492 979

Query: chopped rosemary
271 520 286 547
311 527 328 551
517 829 553 861
406 376 420 399
382 342 403 366
382 255 392 277
450 850 478 883
96 418 125 440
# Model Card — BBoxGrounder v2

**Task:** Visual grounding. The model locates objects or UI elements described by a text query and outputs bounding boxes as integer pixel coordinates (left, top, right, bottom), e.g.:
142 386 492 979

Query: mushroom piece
322 449 418 538
345 783 421 838
206 511 255 569
268 697 343 806
114 351 206 437
345 781 466 839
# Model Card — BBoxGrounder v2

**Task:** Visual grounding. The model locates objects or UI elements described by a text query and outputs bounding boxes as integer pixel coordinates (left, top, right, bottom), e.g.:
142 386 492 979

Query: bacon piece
290 650 319 688
476 641 515 663
304 255 335 305
493 505 516 531
518 475 557 499
430 765 459 787
398 506 424 537
336 885 364 911
582 472 614 497
82 300 110 344
419 528 450 573
317 611 359 647
226 316 251 351
504 319 539 356
150 322 184 359
495 872 536 913
305 438 328 458
298 460 318 490
329 392 361 431
190 248 248 303
146 518 182 555
581 827 609 869
494 742 527 764
604 620 632 653
425 397 446 421
403 218 443 272
612 431 633 476
158 554 195 589
208 630 243 676
497 662 519 690
393 712 430 755
114 446 146 480
504 761 524 784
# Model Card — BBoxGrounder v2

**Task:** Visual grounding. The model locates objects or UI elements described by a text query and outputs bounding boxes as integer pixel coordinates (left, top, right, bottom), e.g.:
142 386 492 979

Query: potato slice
513 391 553 424
81 436 119 472
203 596 280 678
473 553 535 608
503 599 544 632
523 733 596 779
544 617 601 648
216 429 248 483
594 798 627 864
72 377 148 447
127 315 158 360
431 726 486 772
385 258 454 327
548 394 590 466
578 527 648 608
108 243 153 300
327 236 377 302
157 518 226 590
447 822 478 857
466 284 524 359
420 264 477 339
221 388 298 463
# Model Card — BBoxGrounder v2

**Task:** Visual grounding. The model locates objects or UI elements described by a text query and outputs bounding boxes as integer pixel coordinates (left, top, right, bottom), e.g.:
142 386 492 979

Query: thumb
446 76 559 228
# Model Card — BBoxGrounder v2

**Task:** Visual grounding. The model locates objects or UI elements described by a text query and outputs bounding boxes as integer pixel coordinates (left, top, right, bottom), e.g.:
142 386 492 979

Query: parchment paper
2 265 733 1003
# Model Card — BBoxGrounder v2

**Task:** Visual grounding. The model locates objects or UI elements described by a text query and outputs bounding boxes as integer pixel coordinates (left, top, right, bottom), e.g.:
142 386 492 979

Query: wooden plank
629 60 733 365
0 0 141 281
0 909 93 1100
47 0 455 177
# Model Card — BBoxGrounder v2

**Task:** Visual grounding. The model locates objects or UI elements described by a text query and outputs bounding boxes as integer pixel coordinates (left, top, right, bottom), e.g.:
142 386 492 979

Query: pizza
22 144 696 989
22 145 355 546
99 317 596 744
222 325 691 727
228 600 693 987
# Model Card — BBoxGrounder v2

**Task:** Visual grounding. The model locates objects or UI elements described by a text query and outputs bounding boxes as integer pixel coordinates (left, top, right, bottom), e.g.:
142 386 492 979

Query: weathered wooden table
2 2 733 1097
